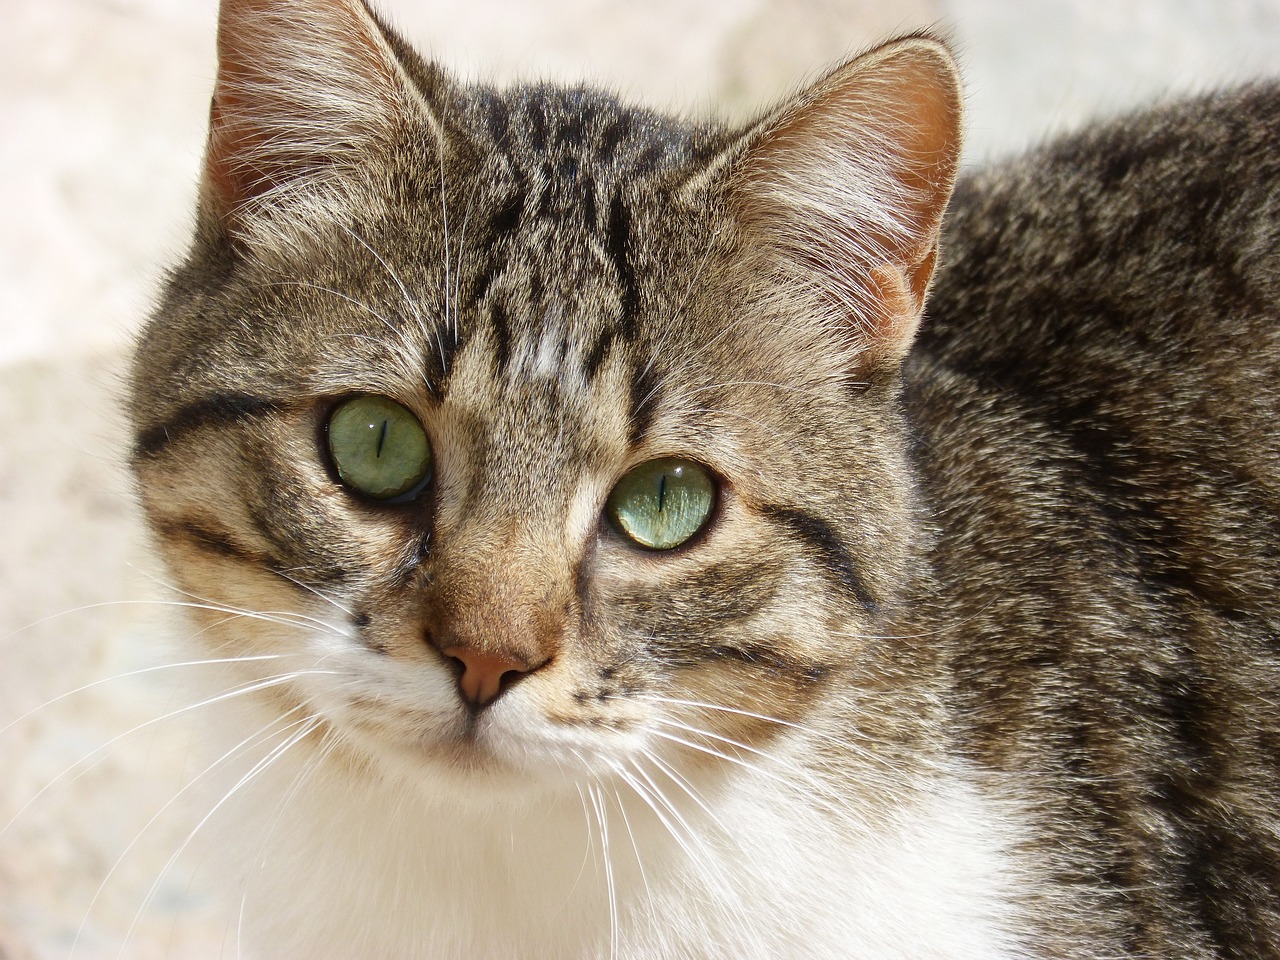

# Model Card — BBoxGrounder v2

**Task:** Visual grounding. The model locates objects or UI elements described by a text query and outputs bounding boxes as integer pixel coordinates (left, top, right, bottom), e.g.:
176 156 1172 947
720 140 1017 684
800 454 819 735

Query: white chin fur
182 683 1037 960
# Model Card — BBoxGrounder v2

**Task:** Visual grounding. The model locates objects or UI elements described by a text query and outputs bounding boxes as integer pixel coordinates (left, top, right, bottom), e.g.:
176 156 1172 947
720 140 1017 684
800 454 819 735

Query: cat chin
350 727 645 808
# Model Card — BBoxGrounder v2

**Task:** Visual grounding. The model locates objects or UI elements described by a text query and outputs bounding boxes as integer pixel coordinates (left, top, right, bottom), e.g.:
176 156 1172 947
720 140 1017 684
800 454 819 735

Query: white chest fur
194 707 1033 960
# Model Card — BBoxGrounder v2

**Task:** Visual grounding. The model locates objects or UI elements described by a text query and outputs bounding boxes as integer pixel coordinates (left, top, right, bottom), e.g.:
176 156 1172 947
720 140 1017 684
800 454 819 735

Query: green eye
606 457 717 550
326 395 432 500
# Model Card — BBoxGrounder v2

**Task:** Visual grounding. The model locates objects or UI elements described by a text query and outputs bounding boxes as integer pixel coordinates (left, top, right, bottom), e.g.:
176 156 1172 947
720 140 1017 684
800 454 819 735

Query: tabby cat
128 0 1280 956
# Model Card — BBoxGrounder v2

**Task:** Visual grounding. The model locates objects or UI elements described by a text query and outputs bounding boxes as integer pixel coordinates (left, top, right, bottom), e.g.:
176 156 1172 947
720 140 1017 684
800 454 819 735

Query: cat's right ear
691 36 962 369
202 0 447 251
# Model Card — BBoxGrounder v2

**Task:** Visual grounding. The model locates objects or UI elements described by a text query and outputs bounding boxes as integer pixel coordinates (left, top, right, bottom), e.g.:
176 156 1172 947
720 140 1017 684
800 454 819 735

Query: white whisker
69 707 311 958
268 568 356 617
609 783 653 924
614 757 749 928
114 714 324 960
437 145 455 346
0 653 286 738
588 783 620 960
2 667 336 838
337 222 448 379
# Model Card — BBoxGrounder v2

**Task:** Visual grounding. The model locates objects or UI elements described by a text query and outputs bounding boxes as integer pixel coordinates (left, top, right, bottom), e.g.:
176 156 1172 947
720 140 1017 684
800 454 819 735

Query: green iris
326 395 432 500
606 457 716 550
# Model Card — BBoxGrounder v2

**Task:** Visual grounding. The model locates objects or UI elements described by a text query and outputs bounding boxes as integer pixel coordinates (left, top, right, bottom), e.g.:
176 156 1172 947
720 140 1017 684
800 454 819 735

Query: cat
126 0 1280 956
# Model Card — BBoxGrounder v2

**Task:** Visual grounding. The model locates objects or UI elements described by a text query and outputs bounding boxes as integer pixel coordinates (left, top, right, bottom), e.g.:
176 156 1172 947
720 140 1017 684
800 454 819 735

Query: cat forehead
460 83 709 183
283 96 723 398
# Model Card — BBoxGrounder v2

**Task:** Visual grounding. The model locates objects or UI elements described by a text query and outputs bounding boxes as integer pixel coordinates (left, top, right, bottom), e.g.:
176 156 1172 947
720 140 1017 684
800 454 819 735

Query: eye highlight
606 457 717 550
326 395 432 501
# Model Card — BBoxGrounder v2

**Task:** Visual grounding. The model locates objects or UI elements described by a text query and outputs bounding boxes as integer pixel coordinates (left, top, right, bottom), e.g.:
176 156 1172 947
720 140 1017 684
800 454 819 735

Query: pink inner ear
731 36 962 363
204 66 273 223
201 0 413 238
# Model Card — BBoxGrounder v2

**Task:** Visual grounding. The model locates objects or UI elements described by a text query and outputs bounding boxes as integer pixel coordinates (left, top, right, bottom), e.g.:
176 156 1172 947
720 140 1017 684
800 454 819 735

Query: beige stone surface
3 1 1279 957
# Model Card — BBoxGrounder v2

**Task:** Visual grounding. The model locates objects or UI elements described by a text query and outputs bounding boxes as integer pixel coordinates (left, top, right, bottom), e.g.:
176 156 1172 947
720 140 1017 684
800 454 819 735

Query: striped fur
129 0 1280 956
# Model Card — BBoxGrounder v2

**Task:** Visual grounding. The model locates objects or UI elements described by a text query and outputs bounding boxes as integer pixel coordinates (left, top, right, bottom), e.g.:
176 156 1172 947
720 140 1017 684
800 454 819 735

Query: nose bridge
430 518 570 664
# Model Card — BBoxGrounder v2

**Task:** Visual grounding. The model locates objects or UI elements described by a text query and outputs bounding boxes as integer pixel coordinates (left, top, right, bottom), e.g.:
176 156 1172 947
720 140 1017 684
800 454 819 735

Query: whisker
437 145 455 346
134 565 353 637
645 724 870 816
0 595 335 648
0 653 287 737
115 715 324 960
609 763 699 889
588 783 620 960
682 405 793 443
612 759 710 871
643 750 726 836
266 280 400 341
613 757 747 925
640 693 809 734
336 222 448 379
609 783 653 924
642 691 941 783
252 723 343 871
267 568 356 618
572 781 599 899
2 667 336 838
69 707 311 958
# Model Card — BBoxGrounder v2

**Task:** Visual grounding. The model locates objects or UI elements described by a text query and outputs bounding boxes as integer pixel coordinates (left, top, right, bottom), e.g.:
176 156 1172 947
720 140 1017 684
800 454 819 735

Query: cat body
910 84 1280 956
129 0 1280 956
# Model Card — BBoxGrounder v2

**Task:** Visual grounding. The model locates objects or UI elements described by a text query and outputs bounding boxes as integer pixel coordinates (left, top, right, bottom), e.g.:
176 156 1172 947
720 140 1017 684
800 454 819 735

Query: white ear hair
722 36 962 366
203 0 442 252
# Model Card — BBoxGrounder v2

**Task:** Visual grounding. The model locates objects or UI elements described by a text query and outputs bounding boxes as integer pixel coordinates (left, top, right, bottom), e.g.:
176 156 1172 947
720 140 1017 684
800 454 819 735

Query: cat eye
606 457 717 550
326 395 432 501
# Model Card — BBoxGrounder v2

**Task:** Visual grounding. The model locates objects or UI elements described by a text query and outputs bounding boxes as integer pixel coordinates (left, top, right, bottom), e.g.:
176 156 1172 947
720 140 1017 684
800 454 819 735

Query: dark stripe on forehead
761 504 877 611
582 328 615 383
431 323 468 392
606 192 639 330
134 393 282 459
481 90 511 144
627 361 662 445
489 300 513 375
580 177 599 229
526 99 548 151
489 188 525 239
595 114 632 166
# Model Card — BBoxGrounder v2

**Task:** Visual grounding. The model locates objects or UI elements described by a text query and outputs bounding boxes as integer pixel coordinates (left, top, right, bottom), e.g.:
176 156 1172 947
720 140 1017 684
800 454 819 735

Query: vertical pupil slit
376 419 389 458
658 473 667 513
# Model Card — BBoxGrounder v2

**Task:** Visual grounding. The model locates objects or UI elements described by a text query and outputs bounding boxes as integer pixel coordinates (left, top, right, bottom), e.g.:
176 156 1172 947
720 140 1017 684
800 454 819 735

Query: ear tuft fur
203 0 437 250
727 36 963 366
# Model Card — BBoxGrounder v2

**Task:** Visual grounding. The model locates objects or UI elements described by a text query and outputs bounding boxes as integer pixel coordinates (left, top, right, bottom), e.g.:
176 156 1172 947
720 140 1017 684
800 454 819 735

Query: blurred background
2 0 1279 956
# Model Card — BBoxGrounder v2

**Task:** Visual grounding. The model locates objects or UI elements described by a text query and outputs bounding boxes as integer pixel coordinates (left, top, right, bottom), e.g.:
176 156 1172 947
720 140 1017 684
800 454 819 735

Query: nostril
441 646 535 708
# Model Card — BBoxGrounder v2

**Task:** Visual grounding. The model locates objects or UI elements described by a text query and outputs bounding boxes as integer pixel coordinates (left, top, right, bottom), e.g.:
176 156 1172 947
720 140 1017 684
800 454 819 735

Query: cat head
130 0 961 802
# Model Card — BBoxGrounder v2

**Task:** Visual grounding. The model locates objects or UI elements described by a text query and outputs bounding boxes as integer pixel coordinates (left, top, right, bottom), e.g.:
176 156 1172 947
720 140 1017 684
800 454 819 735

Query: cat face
130 0 960 803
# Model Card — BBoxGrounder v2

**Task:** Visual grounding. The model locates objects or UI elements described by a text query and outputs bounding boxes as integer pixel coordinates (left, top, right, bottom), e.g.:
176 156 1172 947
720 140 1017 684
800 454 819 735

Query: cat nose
440 646 538 708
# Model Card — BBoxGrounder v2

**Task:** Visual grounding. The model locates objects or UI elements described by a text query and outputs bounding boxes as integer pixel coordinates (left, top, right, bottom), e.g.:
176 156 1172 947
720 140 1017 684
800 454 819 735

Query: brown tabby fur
912 89 1280 954
128 0 1280 955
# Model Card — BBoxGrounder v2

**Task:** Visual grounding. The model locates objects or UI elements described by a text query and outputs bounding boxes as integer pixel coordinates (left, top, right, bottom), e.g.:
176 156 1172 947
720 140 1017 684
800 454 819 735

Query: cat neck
186 686 1033 959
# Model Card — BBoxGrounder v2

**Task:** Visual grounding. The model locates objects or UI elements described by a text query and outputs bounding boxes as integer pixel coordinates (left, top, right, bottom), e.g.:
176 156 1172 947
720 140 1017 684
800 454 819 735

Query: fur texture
129 0 1280 956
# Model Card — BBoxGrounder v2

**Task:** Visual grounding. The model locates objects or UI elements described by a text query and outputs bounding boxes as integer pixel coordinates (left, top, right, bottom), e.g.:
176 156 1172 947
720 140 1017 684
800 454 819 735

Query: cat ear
704 36 962 367
203 0 443 248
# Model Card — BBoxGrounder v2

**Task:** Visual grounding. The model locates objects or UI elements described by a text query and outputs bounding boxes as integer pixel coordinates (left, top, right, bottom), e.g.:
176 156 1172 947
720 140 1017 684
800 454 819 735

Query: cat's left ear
699 36 962 367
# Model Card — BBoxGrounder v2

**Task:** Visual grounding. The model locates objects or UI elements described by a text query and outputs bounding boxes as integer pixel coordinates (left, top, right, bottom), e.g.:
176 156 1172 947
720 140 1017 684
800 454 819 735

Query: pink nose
441 646 533 707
